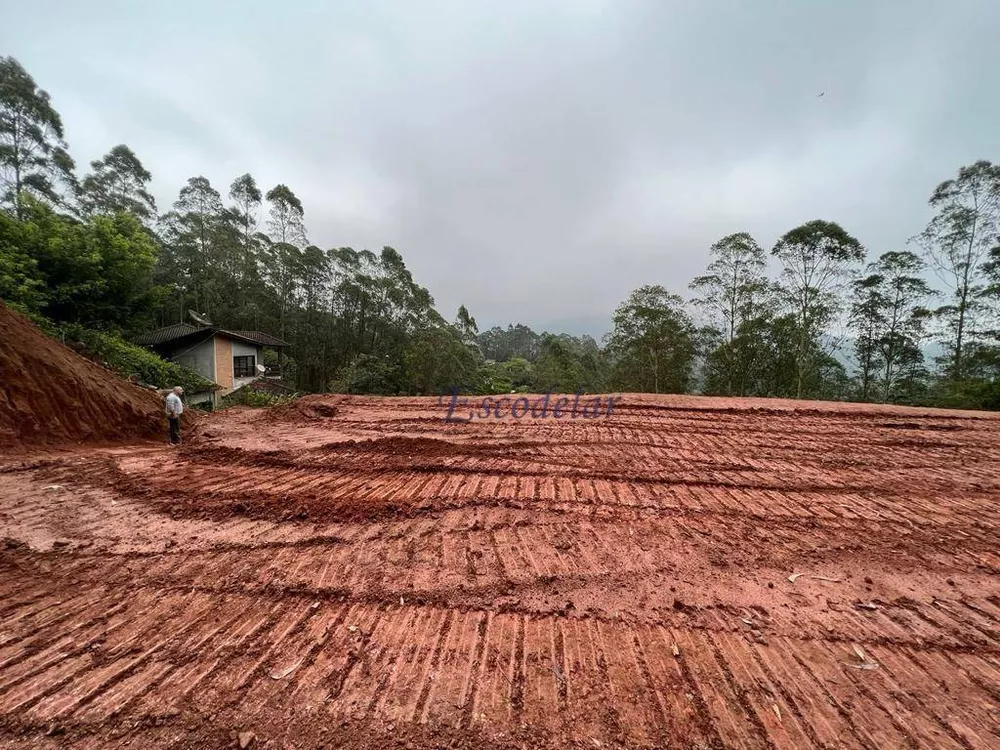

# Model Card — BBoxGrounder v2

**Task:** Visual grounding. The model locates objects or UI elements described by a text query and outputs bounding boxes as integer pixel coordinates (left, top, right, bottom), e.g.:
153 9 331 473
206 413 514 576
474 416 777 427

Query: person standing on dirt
165 386 184 445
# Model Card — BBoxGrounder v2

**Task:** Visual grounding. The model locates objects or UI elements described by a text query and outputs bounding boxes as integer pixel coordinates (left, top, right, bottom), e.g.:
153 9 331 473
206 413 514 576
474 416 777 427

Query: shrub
220 389 296 408
57 323 216 394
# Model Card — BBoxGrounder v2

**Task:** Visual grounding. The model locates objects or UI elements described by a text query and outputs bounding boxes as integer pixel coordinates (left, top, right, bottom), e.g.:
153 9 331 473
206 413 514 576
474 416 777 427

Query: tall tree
983 245 1000 341
229 173 262 249
0 56 75 217
292 244 332 391
455 305 479 346
850 252 932 403
849 273 886 401
263 184 307 339
169 176 225 265
265 184 306 246
225 173 265 327
228 175 262 277
691 233 769 344
157 176 226 322
606 285 695 394
690 232 772 395
325 245 442 394
772 220 865 398
914 160 1000 383
873 252 932 402
972 245 1000 406
79 144 156 222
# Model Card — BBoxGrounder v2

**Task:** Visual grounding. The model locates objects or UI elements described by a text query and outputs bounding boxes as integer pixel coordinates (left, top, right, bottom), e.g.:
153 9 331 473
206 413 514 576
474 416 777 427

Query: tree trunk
12 114 23 220
954 286 967 382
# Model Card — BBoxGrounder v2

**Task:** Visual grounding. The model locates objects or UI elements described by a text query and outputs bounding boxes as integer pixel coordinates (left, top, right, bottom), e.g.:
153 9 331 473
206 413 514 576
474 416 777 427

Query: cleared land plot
1 394 999 749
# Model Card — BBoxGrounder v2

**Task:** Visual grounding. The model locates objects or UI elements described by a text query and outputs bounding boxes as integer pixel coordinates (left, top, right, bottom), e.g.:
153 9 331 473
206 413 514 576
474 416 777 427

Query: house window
233 355 256 378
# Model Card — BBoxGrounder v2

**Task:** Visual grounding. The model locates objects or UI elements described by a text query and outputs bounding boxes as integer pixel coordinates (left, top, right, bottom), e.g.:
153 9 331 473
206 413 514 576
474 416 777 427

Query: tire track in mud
61 452 1000 533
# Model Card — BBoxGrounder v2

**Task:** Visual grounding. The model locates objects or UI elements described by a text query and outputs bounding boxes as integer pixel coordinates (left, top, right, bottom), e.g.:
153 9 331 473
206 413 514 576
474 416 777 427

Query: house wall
232 341 259 359
162 333 267 398
231 342 262 390
171 338 215 384
214 337 233 390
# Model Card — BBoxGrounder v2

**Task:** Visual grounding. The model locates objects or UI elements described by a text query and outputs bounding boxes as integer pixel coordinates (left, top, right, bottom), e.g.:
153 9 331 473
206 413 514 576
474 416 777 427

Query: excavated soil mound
0 302 168 447
267 394 340 421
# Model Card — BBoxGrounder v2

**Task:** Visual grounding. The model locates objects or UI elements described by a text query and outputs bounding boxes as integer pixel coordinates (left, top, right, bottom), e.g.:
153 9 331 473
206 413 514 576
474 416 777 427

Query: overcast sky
4 0 998 337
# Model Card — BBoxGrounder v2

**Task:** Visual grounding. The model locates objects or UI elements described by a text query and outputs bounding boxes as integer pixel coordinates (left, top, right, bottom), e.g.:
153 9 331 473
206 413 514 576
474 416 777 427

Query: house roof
218 330 289 347
135 325 289 349
134 323 199 347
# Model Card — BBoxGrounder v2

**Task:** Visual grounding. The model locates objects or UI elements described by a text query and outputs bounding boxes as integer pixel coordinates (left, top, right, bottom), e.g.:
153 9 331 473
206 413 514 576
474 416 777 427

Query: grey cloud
3 0 998 337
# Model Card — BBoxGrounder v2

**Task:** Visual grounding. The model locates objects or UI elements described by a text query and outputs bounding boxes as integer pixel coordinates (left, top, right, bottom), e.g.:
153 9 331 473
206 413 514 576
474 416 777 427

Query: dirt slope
0 302 167 447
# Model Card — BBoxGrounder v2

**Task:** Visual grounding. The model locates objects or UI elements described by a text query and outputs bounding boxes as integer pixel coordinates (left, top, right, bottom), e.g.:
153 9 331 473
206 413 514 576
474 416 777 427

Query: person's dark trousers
168 416 181 444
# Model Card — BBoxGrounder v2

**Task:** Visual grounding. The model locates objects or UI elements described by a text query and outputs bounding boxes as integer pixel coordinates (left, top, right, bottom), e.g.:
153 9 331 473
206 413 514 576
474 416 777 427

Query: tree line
2 55 999 408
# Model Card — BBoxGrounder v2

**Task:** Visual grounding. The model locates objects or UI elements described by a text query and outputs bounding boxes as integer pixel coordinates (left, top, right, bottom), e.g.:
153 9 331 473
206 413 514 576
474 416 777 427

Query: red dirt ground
1 393 999 749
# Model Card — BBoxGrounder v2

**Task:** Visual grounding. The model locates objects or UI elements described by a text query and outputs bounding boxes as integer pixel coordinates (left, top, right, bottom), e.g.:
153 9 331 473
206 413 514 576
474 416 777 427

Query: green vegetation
220 389 295 408
58 324 216 394
2 55 1000 408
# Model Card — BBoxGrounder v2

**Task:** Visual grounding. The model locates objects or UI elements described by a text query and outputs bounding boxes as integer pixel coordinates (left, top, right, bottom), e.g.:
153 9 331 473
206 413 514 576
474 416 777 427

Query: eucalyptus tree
690 232 772 395
0 56 75 216
913 160 1000 383
772 220 865 398
79 144 156 223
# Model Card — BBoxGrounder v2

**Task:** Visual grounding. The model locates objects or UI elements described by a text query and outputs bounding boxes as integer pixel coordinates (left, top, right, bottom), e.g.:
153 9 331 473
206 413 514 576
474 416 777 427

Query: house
135 323 289 405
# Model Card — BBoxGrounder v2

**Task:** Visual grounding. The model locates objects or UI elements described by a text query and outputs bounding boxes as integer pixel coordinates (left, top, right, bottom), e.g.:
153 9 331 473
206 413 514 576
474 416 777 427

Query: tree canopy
0 56 75 217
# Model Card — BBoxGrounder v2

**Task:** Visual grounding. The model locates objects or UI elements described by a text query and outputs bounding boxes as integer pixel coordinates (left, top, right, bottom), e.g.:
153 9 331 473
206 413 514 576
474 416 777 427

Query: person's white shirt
165 392 184 417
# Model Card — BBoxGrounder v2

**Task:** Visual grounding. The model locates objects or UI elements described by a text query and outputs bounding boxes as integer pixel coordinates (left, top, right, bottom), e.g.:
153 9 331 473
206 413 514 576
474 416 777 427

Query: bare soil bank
0 303 171 448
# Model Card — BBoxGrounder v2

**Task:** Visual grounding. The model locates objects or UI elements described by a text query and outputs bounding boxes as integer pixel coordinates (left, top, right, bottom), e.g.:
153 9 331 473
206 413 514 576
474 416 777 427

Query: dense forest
2 56 1000 408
